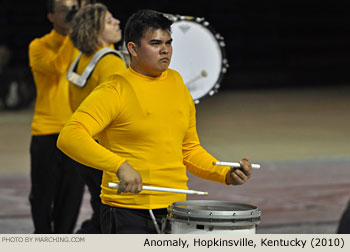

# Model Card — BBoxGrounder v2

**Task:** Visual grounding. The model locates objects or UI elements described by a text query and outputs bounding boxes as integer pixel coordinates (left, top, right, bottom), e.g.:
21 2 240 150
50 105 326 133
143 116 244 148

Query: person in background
0 45 11 107
28 0 84 233
337 200 350 233
67 3 127 233
57 9 253 234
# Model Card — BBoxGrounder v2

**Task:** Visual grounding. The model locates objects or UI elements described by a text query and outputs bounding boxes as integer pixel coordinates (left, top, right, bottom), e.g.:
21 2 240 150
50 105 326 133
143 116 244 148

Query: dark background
1 0 350 91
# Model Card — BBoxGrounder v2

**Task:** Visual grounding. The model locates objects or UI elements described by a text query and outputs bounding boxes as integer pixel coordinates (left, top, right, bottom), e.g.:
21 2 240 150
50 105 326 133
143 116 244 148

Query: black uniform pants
29 134 84 233
337 200 350 234
75 163 103 234
100 204 167 234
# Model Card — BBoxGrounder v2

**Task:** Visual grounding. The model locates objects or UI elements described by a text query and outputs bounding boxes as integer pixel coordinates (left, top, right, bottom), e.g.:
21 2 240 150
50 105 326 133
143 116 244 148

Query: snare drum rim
168 200 261 227
169 200 261 219
168 14 229 103
168 217 261 227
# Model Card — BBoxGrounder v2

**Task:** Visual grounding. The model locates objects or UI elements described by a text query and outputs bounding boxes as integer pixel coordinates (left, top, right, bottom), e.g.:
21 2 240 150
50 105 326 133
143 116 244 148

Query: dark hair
124 9 173 47
47 0 55 13
47 0 87 14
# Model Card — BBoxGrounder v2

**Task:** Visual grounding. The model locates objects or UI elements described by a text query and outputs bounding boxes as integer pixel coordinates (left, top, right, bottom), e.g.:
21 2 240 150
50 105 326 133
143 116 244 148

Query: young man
57 9 253 234
28 0 84 233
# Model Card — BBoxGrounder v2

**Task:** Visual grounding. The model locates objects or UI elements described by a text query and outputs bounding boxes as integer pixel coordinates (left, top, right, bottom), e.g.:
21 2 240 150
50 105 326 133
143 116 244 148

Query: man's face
132 28 173 77
48 0 78 34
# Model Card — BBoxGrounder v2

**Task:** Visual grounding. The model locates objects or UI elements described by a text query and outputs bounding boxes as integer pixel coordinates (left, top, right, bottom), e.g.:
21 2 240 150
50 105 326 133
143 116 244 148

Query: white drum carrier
67 48 127 88
165 200 261 234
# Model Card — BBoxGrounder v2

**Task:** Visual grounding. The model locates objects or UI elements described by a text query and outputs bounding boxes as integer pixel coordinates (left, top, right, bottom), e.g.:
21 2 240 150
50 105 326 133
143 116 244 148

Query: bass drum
167 15 229 103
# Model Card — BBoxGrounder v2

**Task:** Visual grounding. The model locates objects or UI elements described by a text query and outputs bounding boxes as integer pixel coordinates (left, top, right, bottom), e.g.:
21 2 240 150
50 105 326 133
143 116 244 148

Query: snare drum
166 15 229 103
165 200 261 234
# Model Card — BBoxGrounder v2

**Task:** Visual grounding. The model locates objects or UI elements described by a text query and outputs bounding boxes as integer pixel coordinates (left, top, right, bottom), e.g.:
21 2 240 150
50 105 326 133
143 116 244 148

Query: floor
0 85 349 234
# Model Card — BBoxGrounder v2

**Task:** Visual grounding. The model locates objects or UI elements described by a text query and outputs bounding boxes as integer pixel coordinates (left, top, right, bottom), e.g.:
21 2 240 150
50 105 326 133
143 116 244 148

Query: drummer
57 9 253 234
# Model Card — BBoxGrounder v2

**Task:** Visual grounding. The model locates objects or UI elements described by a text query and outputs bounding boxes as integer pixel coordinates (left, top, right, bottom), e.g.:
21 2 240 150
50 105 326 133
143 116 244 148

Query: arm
29 36 75 75
57 82 124 172
182 91 252 185
182 97 230 184
57 80 142 192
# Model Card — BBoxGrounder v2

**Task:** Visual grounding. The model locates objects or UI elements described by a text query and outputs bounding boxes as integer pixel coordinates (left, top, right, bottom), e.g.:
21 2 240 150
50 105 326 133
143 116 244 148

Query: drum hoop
168 216 261 227
168 200 261 221
168 14 229 103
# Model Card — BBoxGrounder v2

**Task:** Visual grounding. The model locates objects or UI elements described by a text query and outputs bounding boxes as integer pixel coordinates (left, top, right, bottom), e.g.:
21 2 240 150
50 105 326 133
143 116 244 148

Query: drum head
169 17 228 102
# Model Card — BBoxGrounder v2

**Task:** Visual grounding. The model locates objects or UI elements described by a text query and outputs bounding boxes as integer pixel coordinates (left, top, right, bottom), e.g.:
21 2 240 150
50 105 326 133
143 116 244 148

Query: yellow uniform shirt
29 29 78 135
58 67 230 209
69 47 127 112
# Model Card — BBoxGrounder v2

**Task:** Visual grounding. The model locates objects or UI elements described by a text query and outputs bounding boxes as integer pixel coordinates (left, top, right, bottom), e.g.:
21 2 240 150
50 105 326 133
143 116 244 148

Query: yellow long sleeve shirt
57 67 230 209
29 29 78 135
69 47 127 112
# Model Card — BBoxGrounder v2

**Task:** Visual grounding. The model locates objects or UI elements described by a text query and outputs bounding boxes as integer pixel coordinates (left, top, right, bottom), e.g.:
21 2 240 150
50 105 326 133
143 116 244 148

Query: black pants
100 204 167 234
75 163 103 234
337 200 350 234
29 134 84 233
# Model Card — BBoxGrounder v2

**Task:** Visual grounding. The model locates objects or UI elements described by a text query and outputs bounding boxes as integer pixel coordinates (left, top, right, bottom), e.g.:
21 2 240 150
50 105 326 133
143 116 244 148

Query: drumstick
213 161 261 169
108 182 208 195
186 70 208 85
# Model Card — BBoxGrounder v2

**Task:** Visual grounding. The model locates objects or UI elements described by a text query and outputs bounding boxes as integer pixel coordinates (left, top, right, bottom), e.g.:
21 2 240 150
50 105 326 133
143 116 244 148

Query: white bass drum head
169 17 228 103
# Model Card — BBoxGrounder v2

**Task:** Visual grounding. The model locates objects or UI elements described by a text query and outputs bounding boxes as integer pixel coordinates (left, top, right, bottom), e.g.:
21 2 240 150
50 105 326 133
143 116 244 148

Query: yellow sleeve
182 90 230 185
29 36 74 75
96 54 127 84
57 81 126 173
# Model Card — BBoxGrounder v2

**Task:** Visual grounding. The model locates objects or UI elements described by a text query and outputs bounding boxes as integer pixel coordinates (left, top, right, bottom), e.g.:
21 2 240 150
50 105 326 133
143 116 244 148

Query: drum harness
149 210 162 234
67 47 127 88
149 209 174 234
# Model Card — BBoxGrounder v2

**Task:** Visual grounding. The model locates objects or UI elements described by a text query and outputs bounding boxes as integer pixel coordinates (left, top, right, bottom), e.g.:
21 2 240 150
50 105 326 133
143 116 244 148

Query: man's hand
116 161 142 194
225 157 252 185
65 5 78 24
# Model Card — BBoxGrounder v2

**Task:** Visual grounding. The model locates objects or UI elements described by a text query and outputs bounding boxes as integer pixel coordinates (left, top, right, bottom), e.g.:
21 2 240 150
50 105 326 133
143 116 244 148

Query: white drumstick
186 70 208 86
213 161 261 169
108 182 208 195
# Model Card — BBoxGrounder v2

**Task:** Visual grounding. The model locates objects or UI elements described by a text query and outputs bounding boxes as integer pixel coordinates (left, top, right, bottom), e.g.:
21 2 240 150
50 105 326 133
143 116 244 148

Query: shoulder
28 36 49 60
97 73 133 94
167 69 194 102
29 31 58 55
167 68 188 89
29 33 48 49
167 68 183 80
167 68 187 88
97 53 126 68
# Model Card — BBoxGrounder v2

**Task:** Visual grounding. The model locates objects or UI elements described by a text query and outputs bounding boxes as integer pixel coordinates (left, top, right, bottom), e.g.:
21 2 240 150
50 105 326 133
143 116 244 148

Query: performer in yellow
68 3 126 111
28 0 84 233
57 9 253 233
66 3 126 233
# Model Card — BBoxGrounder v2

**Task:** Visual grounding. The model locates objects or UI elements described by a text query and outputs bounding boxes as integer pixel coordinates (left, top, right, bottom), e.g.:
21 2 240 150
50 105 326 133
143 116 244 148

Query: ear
127 42 138 57
47 13 54 23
